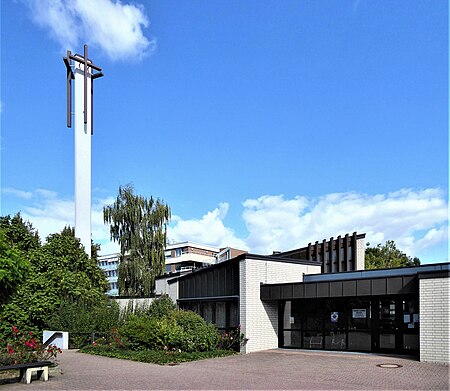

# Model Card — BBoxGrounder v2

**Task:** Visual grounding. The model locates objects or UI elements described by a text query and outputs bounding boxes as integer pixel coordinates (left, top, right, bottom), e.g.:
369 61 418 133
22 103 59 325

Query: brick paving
2 349 448 390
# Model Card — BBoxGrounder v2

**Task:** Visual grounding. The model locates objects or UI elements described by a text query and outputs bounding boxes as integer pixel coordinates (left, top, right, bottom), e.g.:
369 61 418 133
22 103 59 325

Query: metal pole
84 44 88 124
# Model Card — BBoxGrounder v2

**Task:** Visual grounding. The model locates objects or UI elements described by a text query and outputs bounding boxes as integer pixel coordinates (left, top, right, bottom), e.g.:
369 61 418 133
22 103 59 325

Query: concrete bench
0 361 52 384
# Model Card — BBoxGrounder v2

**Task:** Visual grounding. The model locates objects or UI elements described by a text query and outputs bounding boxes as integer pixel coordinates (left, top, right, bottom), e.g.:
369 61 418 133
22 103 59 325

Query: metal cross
63 44 104 134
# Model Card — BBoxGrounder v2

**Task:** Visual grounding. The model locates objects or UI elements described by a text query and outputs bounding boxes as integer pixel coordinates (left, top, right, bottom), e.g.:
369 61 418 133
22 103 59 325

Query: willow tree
103 185 171 297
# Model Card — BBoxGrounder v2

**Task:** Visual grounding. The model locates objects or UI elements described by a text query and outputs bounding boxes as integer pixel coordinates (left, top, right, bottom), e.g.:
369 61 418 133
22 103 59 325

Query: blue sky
1 0 448 263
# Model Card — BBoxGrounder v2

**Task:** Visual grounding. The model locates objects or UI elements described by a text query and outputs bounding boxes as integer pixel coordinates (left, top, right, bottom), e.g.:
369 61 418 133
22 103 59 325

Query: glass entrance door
373 299 401 352
279 295 419 356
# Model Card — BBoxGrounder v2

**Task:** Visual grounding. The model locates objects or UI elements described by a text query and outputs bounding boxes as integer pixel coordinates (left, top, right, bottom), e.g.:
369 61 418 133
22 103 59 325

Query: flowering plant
90 328 125 349
216 326 248 351
163 345 182 355
2 326 62 365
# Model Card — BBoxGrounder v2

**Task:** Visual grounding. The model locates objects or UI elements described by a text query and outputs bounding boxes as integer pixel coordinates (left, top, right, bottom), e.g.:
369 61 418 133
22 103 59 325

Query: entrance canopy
261 262 449 300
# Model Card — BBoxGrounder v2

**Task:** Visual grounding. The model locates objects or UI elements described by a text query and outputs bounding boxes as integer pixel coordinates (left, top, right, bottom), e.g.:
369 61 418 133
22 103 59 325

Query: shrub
120 310 220 353
120 315 182 350
216 326 247 351
45 299 121 334
146 295 176 319
170 310 219 352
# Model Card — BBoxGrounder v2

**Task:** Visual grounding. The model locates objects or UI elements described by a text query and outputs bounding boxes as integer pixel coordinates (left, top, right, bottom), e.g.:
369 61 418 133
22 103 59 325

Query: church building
156 232 450 364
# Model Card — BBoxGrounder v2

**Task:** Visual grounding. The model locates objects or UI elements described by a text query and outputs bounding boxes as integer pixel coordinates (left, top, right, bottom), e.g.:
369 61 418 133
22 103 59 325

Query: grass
79 345 237 365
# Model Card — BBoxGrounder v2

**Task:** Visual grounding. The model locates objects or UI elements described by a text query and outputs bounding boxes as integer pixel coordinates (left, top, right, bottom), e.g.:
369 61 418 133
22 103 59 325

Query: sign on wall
352 309 367 318
331 312 339 323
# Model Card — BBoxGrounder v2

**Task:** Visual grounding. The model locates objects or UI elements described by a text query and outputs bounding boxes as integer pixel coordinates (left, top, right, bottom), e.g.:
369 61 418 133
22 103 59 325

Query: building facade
164 242 220 273
261 263 449 363
99 241 244 296
98 253 120 296
163 233 449 364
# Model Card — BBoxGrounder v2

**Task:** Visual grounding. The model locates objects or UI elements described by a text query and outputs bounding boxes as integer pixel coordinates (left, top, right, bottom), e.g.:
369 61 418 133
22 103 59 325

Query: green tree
0 229 108 336
0 214 38 306
365 240 420 270
103 185 170 297
0 213 40 254
60 225 101 260
0 230 31 305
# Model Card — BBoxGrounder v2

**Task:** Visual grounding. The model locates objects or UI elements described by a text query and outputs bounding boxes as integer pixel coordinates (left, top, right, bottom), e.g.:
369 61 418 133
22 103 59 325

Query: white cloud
3 188 118 254
2 188 33 200
4 187 447 262
24 0 154 61
241 188 448 259
168 203 247 250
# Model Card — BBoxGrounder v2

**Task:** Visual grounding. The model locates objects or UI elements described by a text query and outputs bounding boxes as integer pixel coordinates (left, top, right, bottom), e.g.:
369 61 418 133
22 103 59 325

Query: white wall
239 258 321 353
419 277 450 364
155 276 171 296
155 276 179 303
168 281 179 302
113 297 154 312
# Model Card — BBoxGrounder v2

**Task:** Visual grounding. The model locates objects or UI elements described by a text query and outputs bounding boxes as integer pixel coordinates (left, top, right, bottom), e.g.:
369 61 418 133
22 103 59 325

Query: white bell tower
64 45 103 257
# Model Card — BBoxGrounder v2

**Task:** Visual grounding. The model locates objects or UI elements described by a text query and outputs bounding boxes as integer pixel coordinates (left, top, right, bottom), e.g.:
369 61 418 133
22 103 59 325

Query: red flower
12 326 19 334
7 346 14 354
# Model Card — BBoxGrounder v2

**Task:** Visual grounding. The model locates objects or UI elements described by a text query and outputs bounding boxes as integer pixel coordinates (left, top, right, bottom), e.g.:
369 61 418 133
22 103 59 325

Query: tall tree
365 240 420 270
60 225 100 261
0 214 38 306
103 185 171 297
0 213 40 254
0 228 107 336
0 230 30 305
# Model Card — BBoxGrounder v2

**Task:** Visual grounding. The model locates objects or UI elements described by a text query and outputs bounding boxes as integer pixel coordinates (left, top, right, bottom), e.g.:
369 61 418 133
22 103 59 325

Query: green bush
45 299 121 334
170 310 219 352
146 295 176 319
216 326 248 351
120 310 219 353
121 314 182 350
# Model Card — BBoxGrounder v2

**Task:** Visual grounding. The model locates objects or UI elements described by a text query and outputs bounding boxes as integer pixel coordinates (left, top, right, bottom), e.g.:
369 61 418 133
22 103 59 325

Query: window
215 302 226 329
202 303 214 323
228 301 238 328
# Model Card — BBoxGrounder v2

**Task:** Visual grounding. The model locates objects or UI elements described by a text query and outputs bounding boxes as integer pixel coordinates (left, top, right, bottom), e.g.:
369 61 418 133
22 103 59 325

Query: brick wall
419 277 450 363
239 258 321 353
356 238 365 270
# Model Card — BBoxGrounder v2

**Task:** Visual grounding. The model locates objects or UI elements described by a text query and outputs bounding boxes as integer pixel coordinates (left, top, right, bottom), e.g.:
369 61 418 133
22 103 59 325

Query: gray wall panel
357 279 371 296
342 280 356 296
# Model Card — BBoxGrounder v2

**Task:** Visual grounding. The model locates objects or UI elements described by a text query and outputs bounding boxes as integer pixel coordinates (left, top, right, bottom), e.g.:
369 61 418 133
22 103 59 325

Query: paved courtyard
2 349 449 390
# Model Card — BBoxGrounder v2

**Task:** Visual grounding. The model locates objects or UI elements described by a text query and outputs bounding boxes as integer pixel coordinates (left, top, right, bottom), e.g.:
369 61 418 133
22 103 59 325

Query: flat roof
304 262 450 282
167 252 322 284
165 241 220 252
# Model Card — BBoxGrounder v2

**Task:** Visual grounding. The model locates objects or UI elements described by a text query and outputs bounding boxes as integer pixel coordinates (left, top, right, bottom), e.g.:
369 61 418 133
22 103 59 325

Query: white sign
352 309 366 319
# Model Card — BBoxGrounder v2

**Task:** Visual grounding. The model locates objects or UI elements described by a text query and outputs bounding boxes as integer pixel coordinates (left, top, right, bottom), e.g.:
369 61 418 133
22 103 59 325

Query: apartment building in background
98 241 246 296
98 253 120 296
